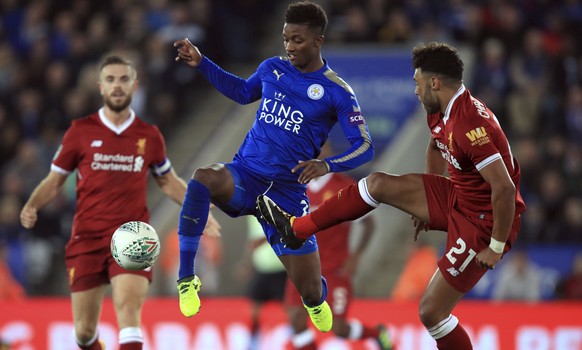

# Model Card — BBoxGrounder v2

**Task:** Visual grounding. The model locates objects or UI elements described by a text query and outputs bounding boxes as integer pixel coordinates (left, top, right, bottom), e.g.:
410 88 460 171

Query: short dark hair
412 42 463 83
285 1 328 35
99 55 135 72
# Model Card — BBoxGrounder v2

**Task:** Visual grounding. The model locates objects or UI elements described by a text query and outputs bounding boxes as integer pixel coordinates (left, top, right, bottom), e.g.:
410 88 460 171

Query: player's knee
418 300 445 328
365 172 390 199
298 279 322 305
74 324 98 344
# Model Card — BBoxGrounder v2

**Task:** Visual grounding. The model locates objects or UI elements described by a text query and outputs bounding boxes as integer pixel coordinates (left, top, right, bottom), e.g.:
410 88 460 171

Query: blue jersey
197 56 373 184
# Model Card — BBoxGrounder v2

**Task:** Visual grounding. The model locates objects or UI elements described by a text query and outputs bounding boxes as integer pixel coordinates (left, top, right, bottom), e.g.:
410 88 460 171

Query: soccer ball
111 221 161 271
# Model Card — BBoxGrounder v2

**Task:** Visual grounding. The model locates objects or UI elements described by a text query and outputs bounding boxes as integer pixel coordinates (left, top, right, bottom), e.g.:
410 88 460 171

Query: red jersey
52 109 170 254
427 86 526 217
308 172 355 273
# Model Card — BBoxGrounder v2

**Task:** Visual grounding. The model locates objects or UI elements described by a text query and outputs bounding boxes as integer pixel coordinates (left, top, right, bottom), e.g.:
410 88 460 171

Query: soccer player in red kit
284 143 393 350
20 55 218 350
258 42 526 350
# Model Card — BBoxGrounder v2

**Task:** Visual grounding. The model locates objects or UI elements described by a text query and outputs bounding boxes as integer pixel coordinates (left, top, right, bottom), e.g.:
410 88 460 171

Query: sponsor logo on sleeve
348 112 365 125
465 127 490 146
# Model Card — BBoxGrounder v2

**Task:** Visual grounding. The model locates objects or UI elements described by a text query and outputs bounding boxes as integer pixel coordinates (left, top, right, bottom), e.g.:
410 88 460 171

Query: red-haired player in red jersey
20 55 219 350
258 42 526 350
284 142 393 350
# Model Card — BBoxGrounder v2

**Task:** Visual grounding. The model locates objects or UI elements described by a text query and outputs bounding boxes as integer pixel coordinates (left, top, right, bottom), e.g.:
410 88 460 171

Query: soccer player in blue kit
173 1 373 333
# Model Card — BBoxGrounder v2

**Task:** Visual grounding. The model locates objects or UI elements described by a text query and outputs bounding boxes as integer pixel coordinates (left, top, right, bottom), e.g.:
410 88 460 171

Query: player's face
282 23 323 72
99 64 138 112
413 68 441 114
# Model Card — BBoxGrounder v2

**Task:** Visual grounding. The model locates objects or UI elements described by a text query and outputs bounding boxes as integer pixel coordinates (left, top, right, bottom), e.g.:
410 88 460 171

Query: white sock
348 319 364 340
427 314 459 340
119 327 143 344
359 178 381 207
74 329 98 346
292 328 316 348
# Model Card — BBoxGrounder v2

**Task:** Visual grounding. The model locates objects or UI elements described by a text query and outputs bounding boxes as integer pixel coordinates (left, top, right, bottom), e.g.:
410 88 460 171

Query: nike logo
181 215 200 224
273 69 284 81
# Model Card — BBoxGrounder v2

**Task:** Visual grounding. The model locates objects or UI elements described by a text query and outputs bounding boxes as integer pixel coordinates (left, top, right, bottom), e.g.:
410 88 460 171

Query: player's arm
426 135 446 175
475 158 516 269
20 171 68 229
174 37 262 104
154 168 187 205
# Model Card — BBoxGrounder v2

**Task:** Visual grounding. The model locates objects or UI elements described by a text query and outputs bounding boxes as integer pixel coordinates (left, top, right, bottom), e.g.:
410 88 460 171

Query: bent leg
419 270 472 350
280 252 322 305
294 172 429 238
179 163 234 279
280 252 332 332
71 285 107 349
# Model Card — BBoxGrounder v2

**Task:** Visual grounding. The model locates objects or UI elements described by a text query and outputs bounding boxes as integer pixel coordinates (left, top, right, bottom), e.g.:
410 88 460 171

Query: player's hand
411 216 429 241
475 247 502 270
203 210 222 237
292 159 329 184
173 38 203 67
20 206 38 229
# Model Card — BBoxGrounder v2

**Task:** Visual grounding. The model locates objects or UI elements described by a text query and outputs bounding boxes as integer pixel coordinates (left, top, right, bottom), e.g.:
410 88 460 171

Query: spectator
391 239 438 301
555 252 582 299
492 250 542 302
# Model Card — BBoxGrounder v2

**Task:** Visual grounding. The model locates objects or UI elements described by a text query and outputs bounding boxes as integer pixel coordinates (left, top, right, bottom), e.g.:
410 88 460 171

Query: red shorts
284 272 352 317
423 174 521 294
65 246 153 292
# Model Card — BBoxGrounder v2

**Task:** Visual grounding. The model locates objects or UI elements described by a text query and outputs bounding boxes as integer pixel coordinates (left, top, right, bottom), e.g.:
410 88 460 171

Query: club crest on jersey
136 138 146 155
307 84 324 100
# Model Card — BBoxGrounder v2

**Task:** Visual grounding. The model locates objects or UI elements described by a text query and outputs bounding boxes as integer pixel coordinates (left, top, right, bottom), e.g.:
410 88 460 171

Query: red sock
294 183 374 239
120 342 142 350
436 324 473 350
78 339 103 350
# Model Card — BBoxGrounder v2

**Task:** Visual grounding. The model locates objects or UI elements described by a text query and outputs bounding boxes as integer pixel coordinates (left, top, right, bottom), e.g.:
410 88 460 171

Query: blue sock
178 179 210 280
303 275 328 307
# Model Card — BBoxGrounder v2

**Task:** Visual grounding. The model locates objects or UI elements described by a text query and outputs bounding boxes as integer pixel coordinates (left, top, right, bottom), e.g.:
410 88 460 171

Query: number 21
446 238 477 272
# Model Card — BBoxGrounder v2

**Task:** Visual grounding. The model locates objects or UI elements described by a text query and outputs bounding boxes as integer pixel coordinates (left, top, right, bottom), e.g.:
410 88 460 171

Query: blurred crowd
0 0 581 299
0 0 278 296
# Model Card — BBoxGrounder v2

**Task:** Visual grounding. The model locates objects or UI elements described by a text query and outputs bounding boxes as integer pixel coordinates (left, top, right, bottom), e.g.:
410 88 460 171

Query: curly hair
412 42 464 83
285 1 328 35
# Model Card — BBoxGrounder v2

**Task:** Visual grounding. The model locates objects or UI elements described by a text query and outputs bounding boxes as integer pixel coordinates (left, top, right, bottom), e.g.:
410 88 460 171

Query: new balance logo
273 69 284 81
91 140 103 147
465 127 487 142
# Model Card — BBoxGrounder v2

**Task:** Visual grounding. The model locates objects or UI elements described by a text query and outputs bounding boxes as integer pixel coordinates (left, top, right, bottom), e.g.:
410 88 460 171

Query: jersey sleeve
455 118 502 171
324 87 374 173
197 56 263 104
51 123 80 175
149 125 172 177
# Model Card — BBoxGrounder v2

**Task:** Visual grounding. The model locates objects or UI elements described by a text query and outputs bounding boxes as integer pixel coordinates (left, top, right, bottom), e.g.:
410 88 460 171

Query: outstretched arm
174 38 203 67
20 171 68 229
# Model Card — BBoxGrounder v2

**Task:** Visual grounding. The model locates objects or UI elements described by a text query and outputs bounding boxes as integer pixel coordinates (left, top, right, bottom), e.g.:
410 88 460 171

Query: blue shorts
214 161 318 256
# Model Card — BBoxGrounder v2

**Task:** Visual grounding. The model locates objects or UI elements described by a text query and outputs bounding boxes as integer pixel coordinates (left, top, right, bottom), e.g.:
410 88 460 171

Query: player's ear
315 35 324 47
431 76 440 91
